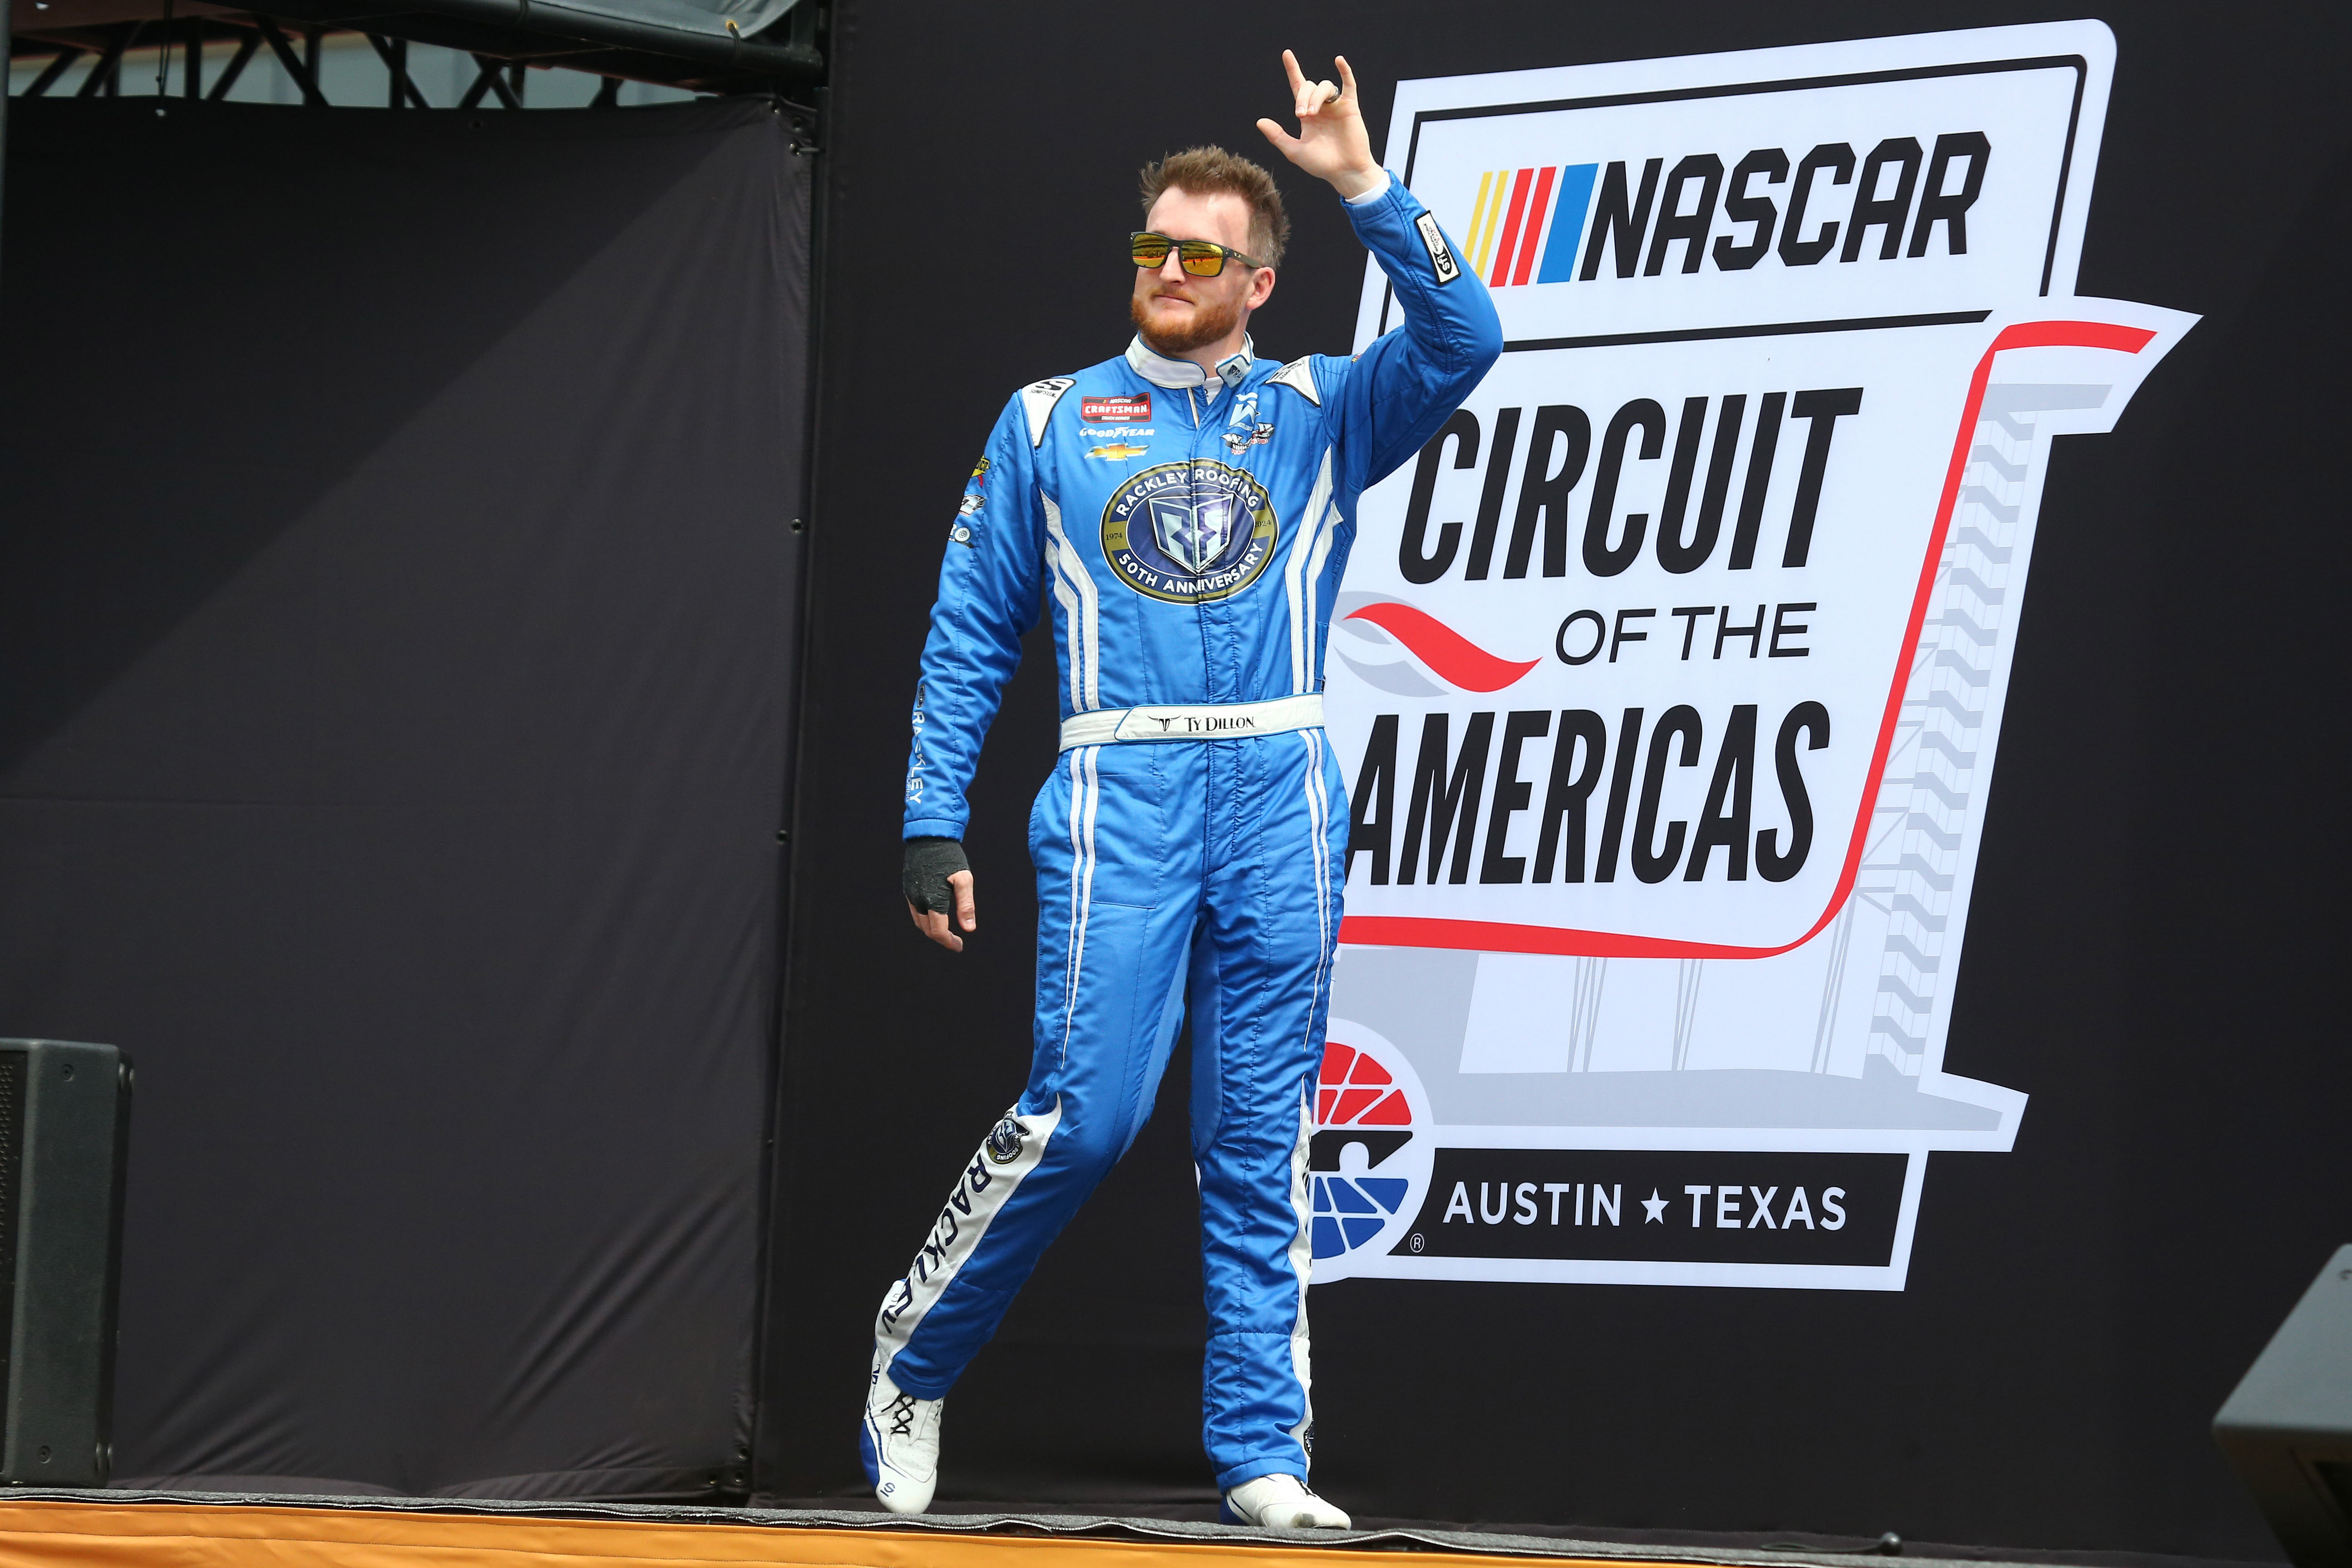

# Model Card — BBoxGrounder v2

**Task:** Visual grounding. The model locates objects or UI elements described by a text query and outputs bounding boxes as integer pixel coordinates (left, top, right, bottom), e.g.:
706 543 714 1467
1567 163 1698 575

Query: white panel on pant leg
872 1098 1065 1373
1284 1080 1316 1464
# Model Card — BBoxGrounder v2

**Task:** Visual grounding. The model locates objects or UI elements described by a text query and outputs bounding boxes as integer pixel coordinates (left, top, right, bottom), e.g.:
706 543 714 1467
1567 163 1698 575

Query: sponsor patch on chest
1098 460 1279 604
1081 394 1152 423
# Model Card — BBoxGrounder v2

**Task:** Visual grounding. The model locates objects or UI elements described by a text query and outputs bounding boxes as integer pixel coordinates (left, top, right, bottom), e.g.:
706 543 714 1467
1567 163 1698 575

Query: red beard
1131 286 1245 357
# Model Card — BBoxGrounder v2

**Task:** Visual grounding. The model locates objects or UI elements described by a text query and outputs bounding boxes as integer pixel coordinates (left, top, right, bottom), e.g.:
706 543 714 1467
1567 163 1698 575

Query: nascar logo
1464 133 1992 290
1461 163 1598 288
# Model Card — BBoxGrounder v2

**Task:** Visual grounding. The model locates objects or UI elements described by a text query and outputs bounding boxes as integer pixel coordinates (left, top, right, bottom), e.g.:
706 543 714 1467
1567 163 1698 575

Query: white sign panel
1309 22 2194 1289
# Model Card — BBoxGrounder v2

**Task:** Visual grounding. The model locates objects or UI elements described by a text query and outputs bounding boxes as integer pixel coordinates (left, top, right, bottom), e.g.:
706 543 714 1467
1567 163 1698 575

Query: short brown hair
1139 146 1290 269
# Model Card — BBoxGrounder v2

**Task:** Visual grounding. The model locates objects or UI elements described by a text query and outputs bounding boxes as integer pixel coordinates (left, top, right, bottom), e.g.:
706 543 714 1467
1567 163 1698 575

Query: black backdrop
760 0 2352 1558
0 97 808 1497
0 1 2344 1554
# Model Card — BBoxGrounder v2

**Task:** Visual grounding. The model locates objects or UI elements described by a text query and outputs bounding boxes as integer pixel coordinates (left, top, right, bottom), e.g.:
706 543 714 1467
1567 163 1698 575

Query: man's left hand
1257 51 1384 201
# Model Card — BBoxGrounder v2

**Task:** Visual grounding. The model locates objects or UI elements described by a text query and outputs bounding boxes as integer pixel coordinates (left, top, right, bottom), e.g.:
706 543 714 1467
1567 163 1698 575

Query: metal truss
7 0 821 100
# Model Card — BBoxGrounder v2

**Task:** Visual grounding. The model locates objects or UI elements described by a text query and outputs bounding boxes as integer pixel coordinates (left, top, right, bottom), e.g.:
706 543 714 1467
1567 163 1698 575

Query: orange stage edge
0 1497 1664 1568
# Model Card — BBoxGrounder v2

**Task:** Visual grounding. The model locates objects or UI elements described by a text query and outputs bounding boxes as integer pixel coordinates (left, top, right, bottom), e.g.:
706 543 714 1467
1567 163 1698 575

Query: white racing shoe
858 1353 943 1515
1221 1473 1352 1529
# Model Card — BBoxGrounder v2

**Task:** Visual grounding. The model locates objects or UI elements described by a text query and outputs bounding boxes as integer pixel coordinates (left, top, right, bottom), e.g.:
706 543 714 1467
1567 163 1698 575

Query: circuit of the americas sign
1308 21 2193 1289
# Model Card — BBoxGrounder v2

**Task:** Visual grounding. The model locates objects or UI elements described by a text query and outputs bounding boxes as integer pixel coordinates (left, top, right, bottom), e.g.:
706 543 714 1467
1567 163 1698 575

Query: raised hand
1256 50 1384 201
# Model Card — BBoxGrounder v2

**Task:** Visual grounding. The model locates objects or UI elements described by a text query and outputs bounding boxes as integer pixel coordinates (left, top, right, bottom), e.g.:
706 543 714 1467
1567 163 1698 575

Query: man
867 51 1501 1529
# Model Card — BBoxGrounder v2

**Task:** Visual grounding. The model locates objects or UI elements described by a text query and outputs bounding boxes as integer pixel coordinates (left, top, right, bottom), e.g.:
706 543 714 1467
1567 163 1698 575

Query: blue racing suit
877 171 1501 1491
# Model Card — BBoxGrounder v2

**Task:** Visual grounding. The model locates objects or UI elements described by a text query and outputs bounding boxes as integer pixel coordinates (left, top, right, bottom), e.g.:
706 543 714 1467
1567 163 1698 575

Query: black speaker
0 1039 132 1488
2215 1245 2352 1568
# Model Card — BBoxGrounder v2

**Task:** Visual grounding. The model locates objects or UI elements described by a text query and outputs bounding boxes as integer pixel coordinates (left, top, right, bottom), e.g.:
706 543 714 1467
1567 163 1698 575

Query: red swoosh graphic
1345 601 1539 692
1342 318 2160 958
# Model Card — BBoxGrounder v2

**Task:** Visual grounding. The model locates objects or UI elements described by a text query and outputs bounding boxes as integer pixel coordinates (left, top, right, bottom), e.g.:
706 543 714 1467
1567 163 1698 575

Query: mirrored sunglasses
1130 231 1263 278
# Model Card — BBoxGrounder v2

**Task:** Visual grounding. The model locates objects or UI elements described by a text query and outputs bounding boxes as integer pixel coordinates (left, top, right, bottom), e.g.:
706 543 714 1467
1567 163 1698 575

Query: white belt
1059 694 1324 750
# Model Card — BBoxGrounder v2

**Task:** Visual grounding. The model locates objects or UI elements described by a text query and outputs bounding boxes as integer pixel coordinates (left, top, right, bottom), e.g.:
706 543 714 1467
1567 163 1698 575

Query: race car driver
866 51 1502 1529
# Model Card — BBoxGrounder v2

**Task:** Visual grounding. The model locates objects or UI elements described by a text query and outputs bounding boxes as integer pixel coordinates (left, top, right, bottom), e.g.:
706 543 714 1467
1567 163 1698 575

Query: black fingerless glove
902 836 969 916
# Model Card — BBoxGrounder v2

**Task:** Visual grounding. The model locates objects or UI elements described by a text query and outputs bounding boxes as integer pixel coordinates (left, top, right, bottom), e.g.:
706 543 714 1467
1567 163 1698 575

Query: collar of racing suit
1123 334 1254 395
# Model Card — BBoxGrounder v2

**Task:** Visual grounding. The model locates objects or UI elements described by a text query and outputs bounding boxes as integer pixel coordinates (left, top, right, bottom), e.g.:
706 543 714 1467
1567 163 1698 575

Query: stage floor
0 1490 2280 1568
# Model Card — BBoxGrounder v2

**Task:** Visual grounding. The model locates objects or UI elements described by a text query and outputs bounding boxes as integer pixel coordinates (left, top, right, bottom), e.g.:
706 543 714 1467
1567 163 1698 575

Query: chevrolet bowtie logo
1086 443 1151 461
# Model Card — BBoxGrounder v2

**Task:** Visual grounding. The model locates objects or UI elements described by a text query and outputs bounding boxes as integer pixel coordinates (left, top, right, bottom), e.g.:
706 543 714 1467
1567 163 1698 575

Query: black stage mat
0 1489 2287 1568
